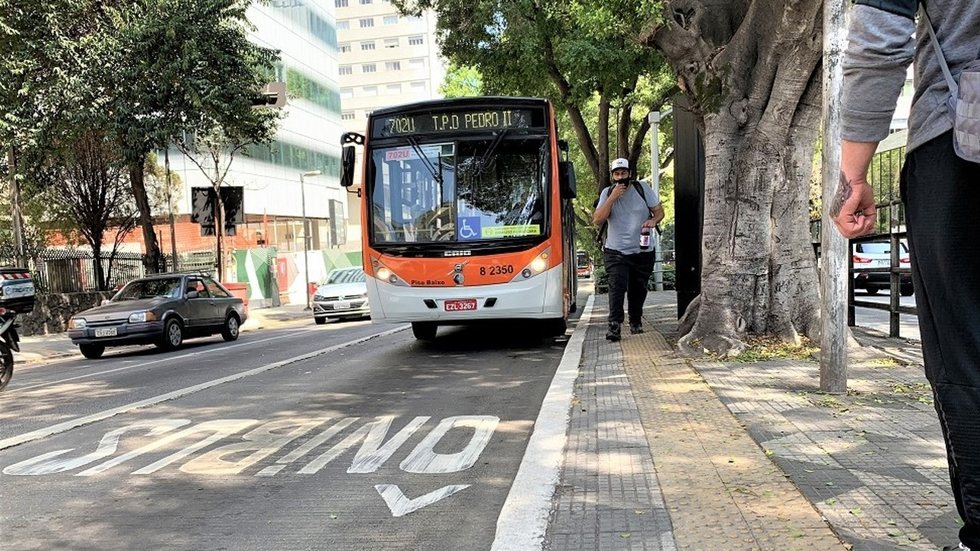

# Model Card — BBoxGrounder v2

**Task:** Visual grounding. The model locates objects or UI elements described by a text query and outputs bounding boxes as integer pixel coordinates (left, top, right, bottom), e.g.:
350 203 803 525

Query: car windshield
369 136 547 244
325 268 366 285
114 278 182 301
857 241 909 255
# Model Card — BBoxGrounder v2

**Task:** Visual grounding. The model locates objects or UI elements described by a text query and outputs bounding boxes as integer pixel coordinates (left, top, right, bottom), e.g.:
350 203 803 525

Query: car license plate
444 299 477 312
3 282 35 299
94 328 117 338
334 300 351 310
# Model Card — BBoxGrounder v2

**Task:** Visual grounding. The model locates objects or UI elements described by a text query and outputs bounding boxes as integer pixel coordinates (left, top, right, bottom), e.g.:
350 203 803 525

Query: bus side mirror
559 161 576 199
340 146 356 188
340 132 365 189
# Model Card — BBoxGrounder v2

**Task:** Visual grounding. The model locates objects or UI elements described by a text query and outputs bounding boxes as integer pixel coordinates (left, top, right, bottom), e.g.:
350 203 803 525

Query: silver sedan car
313 267 370 324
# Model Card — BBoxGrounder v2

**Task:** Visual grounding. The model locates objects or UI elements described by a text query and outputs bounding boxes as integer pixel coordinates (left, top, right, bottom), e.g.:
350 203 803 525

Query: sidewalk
14 304 312 365
548 291 954 551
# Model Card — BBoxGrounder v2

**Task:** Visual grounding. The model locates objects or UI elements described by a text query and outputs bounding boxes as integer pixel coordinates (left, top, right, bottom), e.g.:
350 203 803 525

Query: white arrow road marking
0 326 409 452
375 484 471 518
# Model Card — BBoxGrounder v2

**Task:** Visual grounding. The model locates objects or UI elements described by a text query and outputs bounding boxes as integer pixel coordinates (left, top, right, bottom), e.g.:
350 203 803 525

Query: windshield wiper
474 129 509 177
406 135 442 185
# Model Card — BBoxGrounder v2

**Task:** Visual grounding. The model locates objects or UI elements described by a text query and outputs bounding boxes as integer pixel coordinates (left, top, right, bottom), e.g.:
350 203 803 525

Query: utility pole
820 0 849 394
649 109 672 292
8 148 27 268
164 149 179 272
300 170 321 311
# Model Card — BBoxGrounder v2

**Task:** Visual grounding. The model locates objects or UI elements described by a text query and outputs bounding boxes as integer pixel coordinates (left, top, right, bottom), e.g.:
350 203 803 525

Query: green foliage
440 63 483 98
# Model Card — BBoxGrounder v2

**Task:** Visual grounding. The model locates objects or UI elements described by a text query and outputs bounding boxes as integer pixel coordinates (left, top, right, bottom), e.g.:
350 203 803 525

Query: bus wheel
544 318 567 337
412 322 437 341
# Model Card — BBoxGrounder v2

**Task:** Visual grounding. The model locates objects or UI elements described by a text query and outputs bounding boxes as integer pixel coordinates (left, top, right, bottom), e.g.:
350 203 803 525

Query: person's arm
592 184 626 225
834 1 915 238
643 204 665 229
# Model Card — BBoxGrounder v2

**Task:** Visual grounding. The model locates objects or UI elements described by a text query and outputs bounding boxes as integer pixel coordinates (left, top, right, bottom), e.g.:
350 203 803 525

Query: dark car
68 273 247 359
852 240 913 296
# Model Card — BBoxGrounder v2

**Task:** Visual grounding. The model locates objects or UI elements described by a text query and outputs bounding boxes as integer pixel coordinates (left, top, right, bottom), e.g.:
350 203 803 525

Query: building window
386 83 402 95
409 58 425 70
361 41 376 51
339 43 351 53
339 65 352 75
411 81 426 92
360 0 372 4
341 87 354 99
384 38 399 49
335 0 348 6
385 61 401 71
359 18 374 28
363 86 378 96
342 112 355 121
408 35 424 46
362 63 377 73
383 15 399 25
337 20 350 30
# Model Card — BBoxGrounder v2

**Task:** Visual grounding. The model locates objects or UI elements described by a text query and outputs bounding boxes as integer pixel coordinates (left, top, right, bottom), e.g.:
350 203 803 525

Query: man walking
593 158 664 342
835 1 980 549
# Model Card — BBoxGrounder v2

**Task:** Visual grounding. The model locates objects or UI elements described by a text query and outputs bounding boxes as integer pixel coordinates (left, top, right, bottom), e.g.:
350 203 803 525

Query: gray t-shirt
842 0 980 152
596 181 660 255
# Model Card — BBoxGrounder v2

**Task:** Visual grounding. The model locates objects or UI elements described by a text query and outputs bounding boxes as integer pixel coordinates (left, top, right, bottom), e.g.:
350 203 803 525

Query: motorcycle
0 308 18 392
0 267 35 392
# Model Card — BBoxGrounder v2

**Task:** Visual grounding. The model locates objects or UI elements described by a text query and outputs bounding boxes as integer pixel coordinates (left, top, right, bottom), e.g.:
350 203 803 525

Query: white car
312 267 370 324
852 240 913 296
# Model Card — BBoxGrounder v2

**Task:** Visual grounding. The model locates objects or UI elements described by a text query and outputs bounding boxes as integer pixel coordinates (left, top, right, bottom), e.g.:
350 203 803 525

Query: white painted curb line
0 326 409 451
491 294 595 551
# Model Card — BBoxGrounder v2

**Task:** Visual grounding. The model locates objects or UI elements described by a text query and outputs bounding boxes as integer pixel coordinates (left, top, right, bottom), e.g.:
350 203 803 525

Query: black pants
902 131 980 548
603 249 655 326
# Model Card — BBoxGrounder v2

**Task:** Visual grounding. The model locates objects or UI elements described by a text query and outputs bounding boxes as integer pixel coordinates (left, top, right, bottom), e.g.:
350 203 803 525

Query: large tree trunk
129 156 162 273
649 0 824 356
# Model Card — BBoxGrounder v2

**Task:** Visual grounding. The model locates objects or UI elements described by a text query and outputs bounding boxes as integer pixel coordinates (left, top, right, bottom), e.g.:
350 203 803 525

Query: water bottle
639 227 651 250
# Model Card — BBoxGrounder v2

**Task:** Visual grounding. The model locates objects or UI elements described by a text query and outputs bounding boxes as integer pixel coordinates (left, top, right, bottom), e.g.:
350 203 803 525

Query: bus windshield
369 136 548 244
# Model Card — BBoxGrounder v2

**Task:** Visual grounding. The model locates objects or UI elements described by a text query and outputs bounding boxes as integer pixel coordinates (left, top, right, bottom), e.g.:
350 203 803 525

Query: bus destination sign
373 108 543 137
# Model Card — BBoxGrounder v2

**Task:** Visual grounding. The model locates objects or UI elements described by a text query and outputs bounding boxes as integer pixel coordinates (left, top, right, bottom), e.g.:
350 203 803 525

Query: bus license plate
444 299 477 312
3 282 34 299
95 328 118 338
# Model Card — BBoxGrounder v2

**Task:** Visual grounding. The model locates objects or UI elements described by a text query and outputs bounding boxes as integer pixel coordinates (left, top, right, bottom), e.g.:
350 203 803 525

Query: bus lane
0 297 588 551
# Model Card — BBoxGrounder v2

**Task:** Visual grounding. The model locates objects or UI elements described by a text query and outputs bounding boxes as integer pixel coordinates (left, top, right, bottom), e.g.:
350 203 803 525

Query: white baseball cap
610 158 630 172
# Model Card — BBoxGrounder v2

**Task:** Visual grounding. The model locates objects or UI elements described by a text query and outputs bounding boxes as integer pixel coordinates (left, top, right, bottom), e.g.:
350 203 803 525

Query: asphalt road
851 290 920 341
0 291 588 551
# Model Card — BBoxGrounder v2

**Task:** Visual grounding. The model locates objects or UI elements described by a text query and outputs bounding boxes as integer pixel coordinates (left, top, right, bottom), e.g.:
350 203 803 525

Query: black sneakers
630 322 644 334
605 322 621 341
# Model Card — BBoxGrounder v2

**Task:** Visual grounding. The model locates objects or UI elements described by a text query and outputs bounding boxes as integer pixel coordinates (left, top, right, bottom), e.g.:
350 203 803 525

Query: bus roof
369 96 550 118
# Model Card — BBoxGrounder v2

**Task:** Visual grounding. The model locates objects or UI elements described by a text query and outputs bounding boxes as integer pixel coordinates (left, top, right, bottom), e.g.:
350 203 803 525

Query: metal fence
0 249 217 294
811 139 916 339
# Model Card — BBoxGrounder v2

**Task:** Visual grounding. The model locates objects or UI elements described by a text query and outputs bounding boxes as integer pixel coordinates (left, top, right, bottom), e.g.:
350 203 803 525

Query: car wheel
158 319 184 351
0 343 13 391
411 322 437 341
544 318 567 337
901 284 914 297
866 287 879 296
79 343 105 360
221 314 241 342
314 317 327 325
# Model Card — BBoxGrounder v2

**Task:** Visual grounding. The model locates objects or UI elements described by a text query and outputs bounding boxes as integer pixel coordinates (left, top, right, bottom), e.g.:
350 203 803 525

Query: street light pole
649 109 672 292
300 170 321 311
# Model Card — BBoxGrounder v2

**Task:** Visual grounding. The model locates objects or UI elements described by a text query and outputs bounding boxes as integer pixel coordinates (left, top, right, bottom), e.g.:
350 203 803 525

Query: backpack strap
920 4 960 97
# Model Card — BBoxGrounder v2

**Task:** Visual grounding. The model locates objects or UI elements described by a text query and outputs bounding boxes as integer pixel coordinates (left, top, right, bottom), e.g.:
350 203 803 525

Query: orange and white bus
339 97 579 340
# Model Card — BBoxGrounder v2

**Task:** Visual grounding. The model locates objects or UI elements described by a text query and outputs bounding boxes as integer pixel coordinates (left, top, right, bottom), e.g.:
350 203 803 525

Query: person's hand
831 172 876 238
641 218 657 229
608 182 627 201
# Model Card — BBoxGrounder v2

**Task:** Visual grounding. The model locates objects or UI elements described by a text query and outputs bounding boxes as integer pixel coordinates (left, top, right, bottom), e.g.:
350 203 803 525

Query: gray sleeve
596 187 610 210
841 4 916 142
644 185 661 209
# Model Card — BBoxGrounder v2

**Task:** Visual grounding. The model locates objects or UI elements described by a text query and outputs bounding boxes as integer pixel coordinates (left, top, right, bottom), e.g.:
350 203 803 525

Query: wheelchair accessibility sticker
458 217 482 241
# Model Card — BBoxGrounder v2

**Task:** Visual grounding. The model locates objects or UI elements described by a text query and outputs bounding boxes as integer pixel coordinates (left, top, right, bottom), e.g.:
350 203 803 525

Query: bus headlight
372 260 408 286
513 249 552 281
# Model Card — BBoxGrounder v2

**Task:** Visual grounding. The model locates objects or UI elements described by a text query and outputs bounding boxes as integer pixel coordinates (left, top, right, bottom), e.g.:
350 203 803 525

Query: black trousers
902 131 980 548
603 249 655 326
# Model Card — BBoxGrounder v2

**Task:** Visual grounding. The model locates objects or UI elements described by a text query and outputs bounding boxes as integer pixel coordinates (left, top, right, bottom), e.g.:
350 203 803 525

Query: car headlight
128 311 157 323
69 318 87 330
